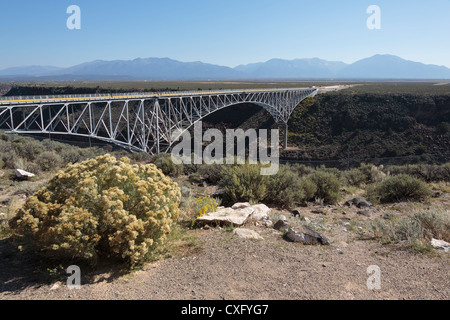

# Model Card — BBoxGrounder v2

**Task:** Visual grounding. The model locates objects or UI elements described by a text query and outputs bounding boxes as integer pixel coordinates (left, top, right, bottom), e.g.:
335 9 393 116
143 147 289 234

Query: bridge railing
0 87 317 105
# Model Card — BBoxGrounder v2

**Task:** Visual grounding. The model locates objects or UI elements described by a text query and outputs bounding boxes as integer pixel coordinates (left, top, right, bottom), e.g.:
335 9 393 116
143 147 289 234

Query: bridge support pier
284 123 288 150
278 122 288 150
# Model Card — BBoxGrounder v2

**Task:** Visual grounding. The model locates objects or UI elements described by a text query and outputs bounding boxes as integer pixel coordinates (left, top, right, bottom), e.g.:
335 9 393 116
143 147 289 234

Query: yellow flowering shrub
10 154 181 267
192 196 219 219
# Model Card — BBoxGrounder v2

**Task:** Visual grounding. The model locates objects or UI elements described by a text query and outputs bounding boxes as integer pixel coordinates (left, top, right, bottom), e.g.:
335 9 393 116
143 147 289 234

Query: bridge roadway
0 87 319 153
0 87 315 105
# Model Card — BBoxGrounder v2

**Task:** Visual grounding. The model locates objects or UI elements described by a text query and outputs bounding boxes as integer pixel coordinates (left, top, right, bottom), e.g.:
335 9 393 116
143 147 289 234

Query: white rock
196 207 255 226
50 282 61 290
16 169 35 179
430 238 450 252
276 214 288 222
249 204 271 221
262 220 273 228
232 202 251 210
232 228 263 240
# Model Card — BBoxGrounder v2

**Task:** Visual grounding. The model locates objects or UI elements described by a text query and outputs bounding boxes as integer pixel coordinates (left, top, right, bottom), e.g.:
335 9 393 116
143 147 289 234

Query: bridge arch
0 88 319 154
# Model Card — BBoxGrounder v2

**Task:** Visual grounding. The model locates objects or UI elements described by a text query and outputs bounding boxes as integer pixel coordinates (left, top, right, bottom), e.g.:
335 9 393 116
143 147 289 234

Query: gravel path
1 226 448 300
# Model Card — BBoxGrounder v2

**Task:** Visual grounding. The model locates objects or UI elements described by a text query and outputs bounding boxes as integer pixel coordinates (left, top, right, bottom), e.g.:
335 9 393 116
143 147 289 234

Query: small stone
301 216 311 223
262 220 273 228
357 210 371 217
233 228 264 240
50 282 61 290
430 238 450 252
292 209 302 217
273 220 290 232
0 199 11 206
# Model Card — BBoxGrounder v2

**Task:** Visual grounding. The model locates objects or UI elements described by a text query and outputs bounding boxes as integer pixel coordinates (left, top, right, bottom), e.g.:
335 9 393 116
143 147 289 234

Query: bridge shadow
0 237 128 297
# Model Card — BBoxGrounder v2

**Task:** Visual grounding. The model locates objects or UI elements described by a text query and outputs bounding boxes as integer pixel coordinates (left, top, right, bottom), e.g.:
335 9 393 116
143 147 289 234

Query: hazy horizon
1 0 450 70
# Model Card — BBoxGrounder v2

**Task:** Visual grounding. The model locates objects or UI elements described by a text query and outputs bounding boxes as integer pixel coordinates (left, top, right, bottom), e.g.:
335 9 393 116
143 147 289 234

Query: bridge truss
0 88 318 154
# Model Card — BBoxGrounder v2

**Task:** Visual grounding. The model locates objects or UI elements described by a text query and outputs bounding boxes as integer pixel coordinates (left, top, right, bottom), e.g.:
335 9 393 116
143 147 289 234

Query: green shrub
299 177 318 201
17 140 45 162
370 210 450 245
436 122 450 135
198 163 225 185
387 163 450 182
37 151 63 171
305 171 341 204
291 163 314 177
219 162 267 205
1 150 19 169
367 174 432 203
341 168 368 187
316 165 342 178
60 148 85 164
10 154 181 267
129 151 152 162
150 153 184 178
265 166 304 209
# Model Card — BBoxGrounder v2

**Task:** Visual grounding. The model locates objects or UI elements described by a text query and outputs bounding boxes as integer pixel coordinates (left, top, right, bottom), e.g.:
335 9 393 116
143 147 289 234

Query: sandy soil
1 204 448 301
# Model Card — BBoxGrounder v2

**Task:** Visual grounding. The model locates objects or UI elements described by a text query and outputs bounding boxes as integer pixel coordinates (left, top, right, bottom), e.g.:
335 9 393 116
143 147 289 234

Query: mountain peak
1 55 449 80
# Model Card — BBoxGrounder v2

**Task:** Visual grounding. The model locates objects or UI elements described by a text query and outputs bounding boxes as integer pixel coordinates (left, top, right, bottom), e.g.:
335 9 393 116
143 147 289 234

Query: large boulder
249 204 271 221
284 225 330 245
16 169 35 180
196 203 272 227
196 206 254 226
430 238 450 252
346 198 373 208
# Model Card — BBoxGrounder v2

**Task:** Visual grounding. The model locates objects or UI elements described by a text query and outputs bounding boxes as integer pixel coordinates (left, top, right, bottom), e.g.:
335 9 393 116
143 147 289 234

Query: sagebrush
10 154 181 267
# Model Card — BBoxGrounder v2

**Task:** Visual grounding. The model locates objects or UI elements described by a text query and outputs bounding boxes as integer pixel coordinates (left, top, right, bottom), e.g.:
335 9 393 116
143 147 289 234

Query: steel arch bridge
0 87 318 154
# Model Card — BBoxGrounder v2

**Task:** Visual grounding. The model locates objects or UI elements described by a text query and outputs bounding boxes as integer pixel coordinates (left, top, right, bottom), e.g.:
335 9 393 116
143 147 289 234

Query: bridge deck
0 87 316 106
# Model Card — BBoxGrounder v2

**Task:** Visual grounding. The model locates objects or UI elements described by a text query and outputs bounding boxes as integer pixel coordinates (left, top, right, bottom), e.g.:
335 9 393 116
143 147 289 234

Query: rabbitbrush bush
10 154 181 267
192 196 219 219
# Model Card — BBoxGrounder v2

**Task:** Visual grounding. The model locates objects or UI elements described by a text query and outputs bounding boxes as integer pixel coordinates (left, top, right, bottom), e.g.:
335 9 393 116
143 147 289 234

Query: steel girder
0 88 318 154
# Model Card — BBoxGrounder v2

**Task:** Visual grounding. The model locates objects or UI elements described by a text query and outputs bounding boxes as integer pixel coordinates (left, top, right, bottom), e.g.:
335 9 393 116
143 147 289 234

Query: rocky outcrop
345 198 373 208
196 207 254 226
284 226 330 246
273 219 329 246
196 203 272 227
16 169 35 180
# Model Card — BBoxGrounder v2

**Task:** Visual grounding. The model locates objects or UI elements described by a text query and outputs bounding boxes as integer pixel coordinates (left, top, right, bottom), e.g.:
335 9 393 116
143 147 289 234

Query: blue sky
1 0 450 69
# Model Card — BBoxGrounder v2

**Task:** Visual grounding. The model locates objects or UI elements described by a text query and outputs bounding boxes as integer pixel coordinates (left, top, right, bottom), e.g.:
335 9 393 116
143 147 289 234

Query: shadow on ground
0 237 128 296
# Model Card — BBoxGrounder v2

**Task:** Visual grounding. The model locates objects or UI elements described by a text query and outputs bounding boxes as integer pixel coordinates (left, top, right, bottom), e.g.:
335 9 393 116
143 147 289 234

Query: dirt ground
1 204 448 300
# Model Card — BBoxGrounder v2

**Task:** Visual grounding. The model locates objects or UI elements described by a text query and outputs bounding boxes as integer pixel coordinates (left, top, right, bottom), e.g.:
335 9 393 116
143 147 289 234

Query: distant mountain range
1 54 450 80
